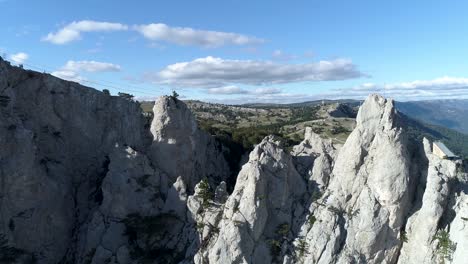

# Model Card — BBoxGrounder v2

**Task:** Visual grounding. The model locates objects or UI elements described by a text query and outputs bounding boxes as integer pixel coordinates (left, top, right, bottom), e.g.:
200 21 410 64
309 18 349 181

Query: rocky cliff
0 57 467 264
0 58 229 263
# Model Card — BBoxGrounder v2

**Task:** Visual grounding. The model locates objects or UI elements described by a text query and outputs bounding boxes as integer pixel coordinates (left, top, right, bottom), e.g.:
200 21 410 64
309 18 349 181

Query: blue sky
2 0 468 103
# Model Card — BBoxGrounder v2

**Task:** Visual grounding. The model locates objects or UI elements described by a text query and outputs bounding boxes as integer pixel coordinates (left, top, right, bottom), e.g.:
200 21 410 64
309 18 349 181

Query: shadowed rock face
0 58 229 263
1 59 467 264
0 58 149 263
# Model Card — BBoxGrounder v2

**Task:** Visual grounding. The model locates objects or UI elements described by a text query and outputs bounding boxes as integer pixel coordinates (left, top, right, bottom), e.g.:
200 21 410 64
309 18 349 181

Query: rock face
197 136 307 264
0 58 229 263
150 96 230 190
193 95 467 264
291 127 337 191
1 58 467 264
0 58 149 263
300 95 419 263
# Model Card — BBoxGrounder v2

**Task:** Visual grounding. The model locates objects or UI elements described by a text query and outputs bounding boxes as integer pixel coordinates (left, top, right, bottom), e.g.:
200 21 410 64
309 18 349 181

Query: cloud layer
206 86 282 95
134 23 264 47
42 20 128 44
202 76 468 104
147 56 364 88
9 52 28 64
52 60 121 82
328 76 468 100
43 20 263 47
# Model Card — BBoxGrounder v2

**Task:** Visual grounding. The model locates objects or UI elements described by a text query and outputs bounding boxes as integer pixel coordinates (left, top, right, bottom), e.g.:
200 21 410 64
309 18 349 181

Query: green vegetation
330 125 349 135
295 237 308 262
311 190 323 202
433 229 456 263
400 230 408 243
196 222 205 231
276 223 290 237
118 92 134 100
269 239 282 257
171 90 179 98
198 178 213 207
403 114 468 159
346 208 360 220
308 215 317 227
102 89 110 96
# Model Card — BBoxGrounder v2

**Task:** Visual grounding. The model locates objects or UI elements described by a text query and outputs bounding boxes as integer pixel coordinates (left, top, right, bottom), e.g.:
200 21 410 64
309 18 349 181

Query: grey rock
150 96 230 190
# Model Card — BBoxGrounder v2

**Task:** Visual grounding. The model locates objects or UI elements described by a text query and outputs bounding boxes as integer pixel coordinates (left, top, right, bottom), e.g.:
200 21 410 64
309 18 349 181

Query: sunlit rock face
150 96 230 191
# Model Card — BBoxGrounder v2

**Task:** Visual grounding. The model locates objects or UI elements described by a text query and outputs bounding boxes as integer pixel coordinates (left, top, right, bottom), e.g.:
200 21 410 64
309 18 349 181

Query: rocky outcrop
0 58 149 263
0 58 229 263
194 94 467 264
1 57 467 264
303 95 415 263
195 136 307 264
398 139 466 264
150 96 230 190
326 103 357 118
292 127 337 191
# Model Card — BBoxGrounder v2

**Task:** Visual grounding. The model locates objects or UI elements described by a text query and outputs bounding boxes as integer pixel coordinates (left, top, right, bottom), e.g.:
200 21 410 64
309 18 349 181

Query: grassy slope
140 100 468 160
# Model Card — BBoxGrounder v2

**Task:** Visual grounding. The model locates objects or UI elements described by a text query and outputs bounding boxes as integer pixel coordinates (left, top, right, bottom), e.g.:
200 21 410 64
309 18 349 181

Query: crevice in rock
90 155 110 206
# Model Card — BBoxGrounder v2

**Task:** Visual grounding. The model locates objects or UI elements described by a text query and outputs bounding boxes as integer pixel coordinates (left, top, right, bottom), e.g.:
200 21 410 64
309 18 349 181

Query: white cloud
43 20 128 44
61 60 121 72
52 60 121 82
146 56 364 88
9 52 28 64
204 76 468 104
134 23 264 47
205 92 316 105
206 86 282 95
51 70 83 82
251 87 282 94
42 21 262 48
322 76 468 101
207 86 247 94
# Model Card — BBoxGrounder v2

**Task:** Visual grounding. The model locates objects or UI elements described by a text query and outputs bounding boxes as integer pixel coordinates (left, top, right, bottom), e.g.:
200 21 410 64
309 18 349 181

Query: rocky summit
0 58 467 264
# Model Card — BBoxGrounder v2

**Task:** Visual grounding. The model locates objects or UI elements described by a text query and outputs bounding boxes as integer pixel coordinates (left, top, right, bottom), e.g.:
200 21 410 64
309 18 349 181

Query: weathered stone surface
2 58 468 264
197 136 307 263
0 58 149 263
0 58 229 263
150 96 230 190
292 127 337 190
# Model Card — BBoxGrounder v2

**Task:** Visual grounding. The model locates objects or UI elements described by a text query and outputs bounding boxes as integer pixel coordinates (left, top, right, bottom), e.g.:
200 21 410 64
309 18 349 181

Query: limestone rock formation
1 57 467 264
199 136 307 264
302 94 416 263
0 58 229 263
0 58 149 263
292 127 337 190
196 94 467 264
150 96 230 190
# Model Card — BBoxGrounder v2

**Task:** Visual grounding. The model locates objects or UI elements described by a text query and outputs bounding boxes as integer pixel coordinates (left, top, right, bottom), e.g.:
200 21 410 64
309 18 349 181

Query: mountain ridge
1 57 467 263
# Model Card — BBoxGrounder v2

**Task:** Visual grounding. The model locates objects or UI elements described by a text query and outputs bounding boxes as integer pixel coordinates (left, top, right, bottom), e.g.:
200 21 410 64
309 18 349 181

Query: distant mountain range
396 99 468 134
243 99 468 135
